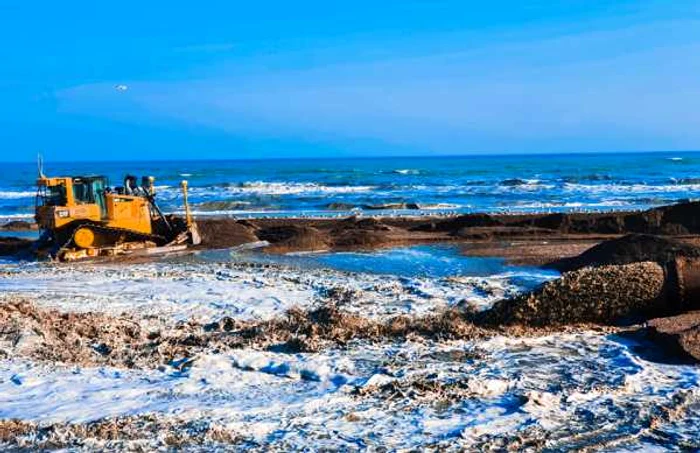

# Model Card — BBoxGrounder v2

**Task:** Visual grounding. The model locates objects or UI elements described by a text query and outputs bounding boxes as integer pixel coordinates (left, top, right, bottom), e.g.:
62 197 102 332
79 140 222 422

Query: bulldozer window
73 181 95 204
42 184 67 206
91 179 108 217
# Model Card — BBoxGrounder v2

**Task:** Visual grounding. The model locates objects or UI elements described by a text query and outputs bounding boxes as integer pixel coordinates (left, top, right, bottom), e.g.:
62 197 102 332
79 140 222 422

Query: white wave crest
227 181 375 195
0 190 35 200
393 169 420 175
508 200 633 209
0 213 34 220
418 203 462 210
564 182 700 194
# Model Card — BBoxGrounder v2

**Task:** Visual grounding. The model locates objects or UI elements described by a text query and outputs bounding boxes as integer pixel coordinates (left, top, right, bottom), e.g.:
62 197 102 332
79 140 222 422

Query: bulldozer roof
40 175 107 182
71 175 108 181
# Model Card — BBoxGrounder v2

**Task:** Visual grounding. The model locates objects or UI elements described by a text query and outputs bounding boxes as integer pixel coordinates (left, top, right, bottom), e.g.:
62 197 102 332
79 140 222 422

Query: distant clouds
57 17 700 157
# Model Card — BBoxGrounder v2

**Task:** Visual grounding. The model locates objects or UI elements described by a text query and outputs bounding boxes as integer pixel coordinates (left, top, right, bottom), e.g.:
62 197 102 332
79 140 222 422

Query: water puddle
198 243 559 280
0 230 39 240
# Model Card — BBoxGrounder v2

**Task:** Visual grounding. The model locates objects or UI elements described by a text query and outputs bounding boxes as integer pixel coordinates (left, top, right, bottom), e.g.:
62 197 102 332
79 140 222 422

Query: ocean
2 151 700 221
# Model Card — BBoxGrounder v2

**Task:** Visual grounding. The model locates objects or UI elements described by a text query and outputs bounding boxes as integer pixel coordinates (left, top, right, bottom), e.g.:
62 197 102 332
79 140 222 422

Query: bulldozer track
56 222 167 260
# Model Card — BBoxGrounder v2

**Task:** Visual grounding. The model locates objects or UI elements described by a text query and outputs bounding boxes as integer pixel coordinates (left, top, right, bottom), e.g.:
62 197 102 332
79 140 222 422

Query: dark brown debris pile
644 311 700 362
413 200 700 236
248 304 490 353
467 233 700 362
195 218 259 249
0 415 249 451
0 220 36 231
475 262 668 327
0 237 32 256
411 213 502 232
193 201 700 253
0 299 258 369
1 299 481 367
547 234 700 273
197 217 399 253
330 217 395 249
506 201 700 235
0 300 151 368
257 225 330 252
1 298 602 370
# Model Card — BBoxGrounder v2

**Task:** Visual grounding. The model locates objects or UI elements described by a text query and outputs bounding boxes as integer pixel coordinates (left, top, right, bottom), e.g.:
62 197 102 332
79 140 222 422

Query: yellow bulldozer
35 166 200 261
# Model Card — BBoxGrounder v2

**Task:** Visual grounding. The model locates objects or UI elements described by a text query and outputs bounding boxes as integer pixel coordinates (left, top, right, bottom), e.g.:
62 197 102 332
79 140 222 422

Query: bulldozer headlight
56 210 69 218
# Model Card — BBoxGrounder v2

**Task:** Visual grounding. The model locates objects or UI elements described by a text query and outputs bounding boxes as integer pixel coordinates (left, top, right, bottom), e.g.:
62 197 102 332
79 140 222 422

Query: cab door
91 178 108 218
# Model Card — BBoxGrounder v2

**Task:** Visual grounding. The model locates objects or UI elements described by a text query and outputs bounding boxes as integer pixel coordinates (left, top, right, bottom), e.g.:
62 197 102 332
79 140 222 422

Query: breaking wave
503 200 633 210
0 213 34 220
392 169 420 175
0 190 35 200
224 181 376 195
563 182 700 193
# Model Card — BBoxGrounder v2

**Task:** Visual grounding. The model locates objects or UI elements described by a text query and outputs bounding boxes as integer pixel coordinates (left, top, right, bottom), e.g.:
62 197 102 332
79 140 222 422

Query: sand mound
455 226 553 240
345 217 392 231
556 201 700 235
196 218 259 249
257 225 330 252
642 311 700 362
413 214 502 232
332 228 392 248
514 212 629 234
657 201 700 234
329 217 394 249
548 234 700 272
477 262 668 326
0 237 32 256
0 220 36 231
411 201 700 236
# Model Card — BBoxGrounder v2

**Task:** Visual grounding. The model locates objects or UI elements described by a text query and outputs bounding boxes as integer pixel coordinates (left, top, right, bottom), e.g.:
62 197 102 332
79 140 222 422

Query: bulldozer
34 164 201 261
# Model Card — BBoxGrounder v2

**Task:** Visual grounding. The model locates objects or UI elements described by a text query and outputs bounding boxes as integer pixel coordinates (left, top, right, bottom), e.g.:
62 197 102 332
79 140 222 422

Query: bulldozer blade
189 223 202 246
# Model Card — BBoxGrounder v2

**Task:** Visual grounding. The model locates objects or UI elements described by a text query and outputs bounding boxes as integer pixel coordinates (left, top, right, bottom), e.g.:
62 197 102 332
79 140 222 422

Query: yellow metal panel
105 194 153 235
35 204 101 229
37 177 76 206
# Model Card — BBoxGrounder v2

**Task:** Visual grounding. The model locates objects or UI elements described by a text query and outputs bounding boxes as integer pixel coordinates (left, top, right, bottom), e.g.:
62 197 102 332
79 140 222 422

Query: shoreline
5 200 700 265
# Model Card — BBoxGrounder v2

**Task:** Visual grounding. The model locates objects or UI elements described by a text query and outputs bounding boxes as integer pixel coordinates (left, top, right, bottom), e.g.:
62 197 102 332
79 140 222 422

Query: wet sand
5 201 700 261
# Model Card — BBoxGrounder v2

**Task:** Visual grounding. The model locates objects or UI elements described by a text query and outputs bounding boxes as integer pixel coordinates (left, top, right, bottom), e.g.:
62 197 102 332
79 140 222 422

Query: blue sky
1 0 699 161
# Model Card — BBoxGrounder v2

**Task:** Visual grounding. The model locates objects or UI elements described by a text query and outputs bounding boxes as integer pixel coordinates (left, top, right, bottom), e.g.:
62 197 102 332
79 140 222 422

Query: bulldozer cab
36 175 111 231
71 176 108 217
37 176 108 211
